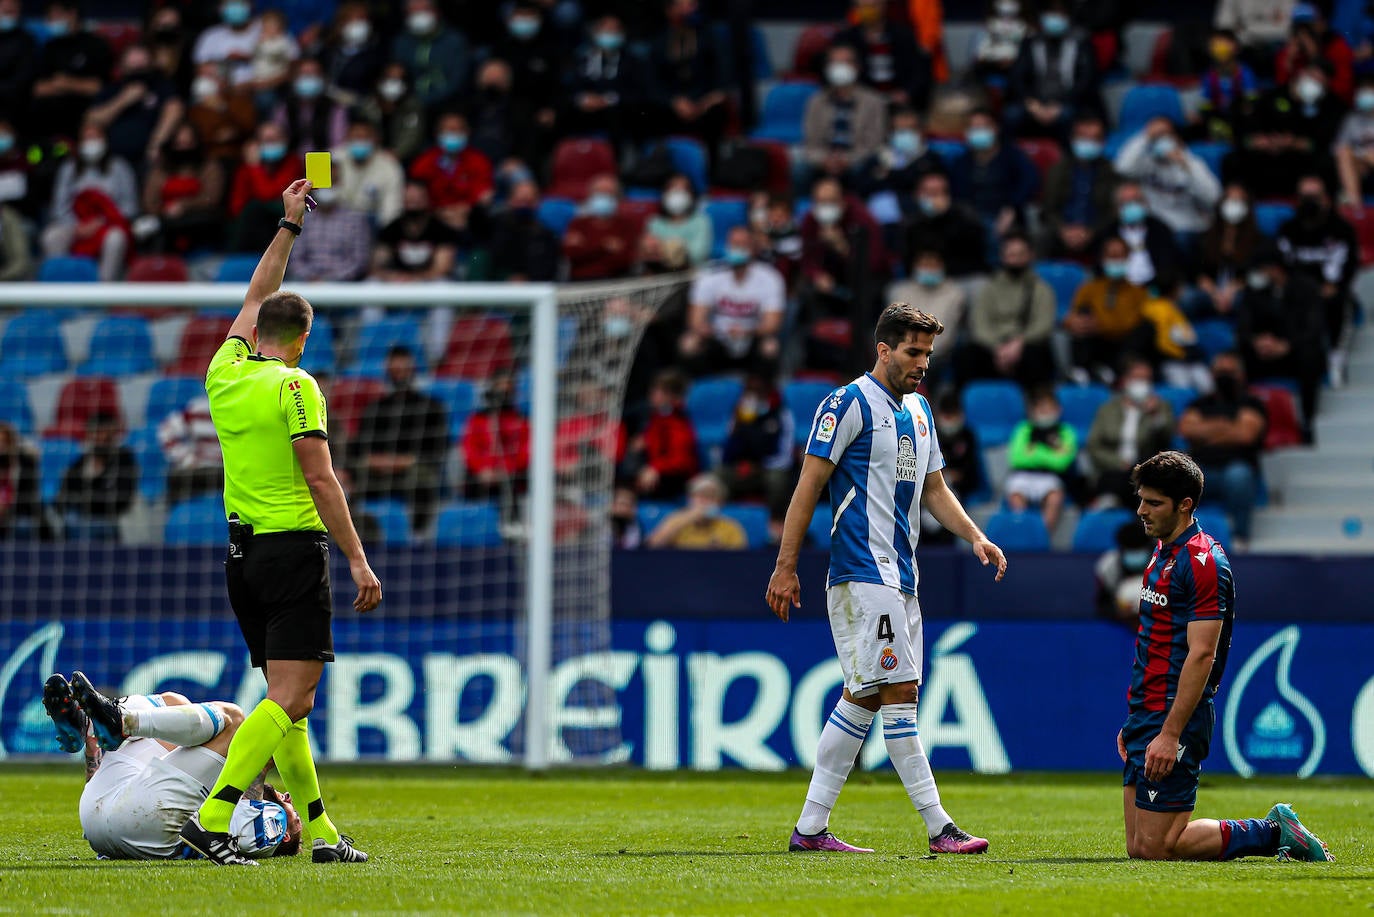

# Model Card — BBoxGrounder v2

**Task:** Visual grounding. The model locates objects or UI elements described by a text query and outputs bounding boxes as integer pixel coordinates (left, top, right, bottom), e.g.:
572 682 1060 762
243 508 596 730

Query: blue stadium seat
1254 202 1294 237
722 503 771 549
807 504 833 549
1194 509 1233 549
360 499 412 545
704 198 748 257
426 378 479 438
558 313 579 367
79 315 155 377
1155 383 1198 418
299 313 336 376
37 255 99 283
537 198 578 236
1188 142 1228 181
636 500 682 538
961 380 1026 447
927 139 968 168
750 82 820 144
714 22 773 79
434 501 502 547
1118 84 1184 133
686 375 744 457
127 425 168 503
1055 383 1112 442
1038 262 1087 319
983 509 1051 551
784 380 840 447
0 381 34 435
344 316 426 378
663 137 709 192
214 255 261 284
40 438 83 504
0 312 68 378
1072 507 1135 552
164 494 226 545
144 376 206 428
1194 319 1237 360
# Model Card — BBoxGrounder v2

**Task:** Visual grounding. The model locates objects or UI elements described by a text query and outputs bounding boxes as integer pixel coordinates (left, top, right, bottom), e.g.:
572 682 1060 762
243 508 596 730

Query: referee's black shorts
226 531 334 668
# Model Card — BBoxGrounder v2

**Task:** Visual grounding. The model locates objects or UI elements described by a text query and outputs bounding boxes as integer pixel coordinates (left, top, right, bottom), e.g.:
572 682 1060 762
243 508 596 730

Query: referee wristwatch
278 217 303 235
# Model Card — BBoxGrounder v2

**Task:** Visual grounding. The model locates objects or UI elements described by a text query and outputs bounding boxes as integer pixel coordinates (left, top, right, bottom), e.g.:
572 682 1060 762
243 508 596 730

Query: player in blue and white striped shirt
767 304 1008 855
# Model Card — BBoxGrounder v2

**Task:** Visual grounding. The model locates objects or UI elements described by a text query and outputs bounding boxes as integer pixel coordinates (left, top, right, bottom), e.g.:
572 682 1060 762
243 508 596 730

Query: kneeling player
43 671 301 864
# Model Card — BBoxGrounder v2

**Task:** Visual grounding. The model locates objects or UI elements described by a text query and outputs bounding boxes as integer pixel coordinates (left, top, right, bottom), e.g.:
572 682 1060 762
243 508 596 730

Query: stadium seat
1251 384 1304 449
703 198 748 257
345 315 426 378
547 138 617 201
1193 319 1237 360
558 313 579 367
214 255 261 284
961 380 1025 447
37 255 99 283
45 377 120 439
1072 508 1135 552
1016 138 1062 187
1055 383 1112 442
168 315 232 377
144 376 206 428
784 380 839 447
360 499 412 545
661 137 709 192
1155 383 1197 418
39 437 84 504
436 314 514 379
927 139 968 168
164 494 227 546
636 500 681 538
748 139 793 195
1253 202 1294 237
789 23 837 78
126 424 168 503
750 82 820 144
1117 84 1184 133
983 509 1051 551
722 503 771 549
1037 262 1087 319
686 375 744 457
1340 204 1374 264
298 313 336 376
807 504 833 549
536 197 578 236
327 378 387 438
0 380 34 435
0 311 69 378
434 501 502 547
125 254 189 284
1193 508 1233 549
79 315 155 377
426 378 480 439
1188 142 1228 181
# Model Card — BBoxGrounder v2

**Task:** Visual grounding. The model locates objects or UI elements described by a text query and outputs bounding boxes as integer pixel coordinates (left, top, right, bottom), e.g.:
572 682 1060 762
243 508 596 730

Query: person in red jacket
462 373 530 502
562 173 641 281
622 369 699 500
408 111 493 232
1275 5 1354 105
226 122 302 252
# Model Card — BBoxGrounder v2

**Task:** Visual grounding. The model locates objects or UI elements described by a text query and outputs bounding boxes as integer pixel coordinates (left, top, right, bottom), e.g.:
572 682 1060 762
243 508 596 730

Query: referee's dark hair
875 302 944 349
1131 451 1204 511
257 291 313 345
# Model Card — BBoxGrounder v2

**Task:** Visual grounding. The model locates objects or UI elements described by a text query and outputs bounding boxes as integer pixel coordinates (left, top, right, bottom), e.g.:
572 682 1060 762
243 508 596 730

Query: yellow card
305 152 332 188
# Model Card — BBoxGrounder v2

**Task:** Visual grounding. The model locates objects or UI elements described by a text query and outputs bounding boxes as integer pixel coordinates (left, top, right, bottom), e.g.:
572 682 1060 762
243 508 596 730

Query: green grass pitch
0 766 1370 916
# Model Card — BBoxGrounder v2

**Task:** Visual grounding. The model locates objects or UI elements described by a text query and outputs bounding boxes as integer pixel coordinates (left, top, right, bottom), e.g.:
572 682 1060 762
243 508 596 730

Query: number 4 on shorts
876 614 894 642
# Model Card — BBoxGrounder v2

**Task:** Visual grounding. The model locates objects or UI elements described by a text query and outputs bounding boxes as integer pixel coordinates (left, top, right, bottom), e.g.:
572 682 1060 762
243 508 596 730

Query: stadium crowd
0 0 1367 552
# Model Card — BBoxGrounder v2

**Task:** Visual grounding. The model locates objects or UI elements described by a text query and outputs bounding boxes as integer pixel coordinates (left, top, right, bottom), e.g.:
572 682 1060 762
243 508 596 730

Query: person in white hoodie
1114 117 1222 241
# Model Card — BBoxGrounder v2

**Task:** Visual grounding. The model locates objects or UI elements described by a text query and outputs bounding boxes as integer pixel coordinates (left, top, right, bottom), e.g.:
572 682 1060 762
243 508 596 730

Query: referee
180 179 382 866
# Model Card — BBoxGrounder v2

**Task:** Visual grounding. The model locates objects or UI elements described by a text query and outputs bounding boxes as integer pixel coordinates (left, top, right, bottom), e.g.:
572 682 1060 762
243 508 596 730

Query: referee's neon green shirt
206 336 327 534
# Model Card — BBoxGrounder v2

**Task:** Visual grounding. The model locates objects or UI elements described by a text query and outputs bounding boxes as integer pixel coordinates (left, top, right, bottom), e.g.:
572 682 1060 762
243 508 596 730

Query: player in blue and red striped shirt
1118 451 1333 862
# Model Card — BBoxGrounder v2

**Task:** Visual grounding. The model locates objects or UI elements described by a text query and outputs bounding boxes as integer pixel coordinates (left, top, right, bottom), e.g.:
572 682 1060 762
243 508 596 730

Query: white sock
124 702 224 748
796 699 874 835
881 703 952 838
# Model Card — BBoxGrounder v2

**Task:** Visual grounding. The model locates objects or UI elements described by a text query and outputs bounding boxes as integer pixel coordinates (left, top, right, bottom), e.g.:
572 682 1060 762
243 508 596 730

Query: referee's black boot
179 813 259 866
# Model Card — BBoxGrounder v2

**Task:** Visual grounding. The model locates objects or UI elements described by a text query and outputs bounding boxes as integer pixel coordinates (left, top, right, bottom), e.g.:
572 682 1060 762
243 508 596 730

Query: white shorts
1004 470 1064 504
826 581 924 698
79 738 225 860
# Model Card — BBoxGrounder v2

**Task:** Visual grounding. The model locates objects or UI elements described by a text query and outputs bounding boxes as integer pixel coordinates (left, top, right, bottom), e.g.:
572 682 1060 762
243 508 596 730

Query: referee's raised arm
227 178 313 342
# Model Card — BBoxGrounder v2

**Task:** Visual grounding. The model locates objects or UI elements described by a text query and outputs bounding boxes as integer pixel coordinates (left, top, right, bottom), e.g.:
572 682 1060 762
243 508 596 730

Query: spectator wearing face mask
1276 3 1354 105
1005 387 1078 535
719 374 795 532
797 43 888 192
490 2 562 127
392 0 472 113
468 58 540 168
1004 0 1100 143
246 9 298 107
331 118 404 227
747 191 803 286
900 171 988 277
653 0 731 167
42 120 136 280
561 14 655 156
646 473 747 550
1092 180 1185 288
1178 351 1267 546
1094 520 1156 625
462 373 531 503
56 412 137 543
372 180 460 282
1040 113 1119 260
489 180 559 282
834 0 934 111
271 58 349 157
852 107 947 209
563 173 640 281
1064 235 1151 382
948 109 1038 250
1194 29 1260 144
929 389 981 510
885 248 967 375
409 111 494 232
645 173 712 268
1227 62 1346 199
1277 173 1358 383
359 62 428 163
1085 355 1176 507
0 0 38 126
142 122 225 253
609 485 642 550
193 0 262 89
957 231 1056 387
84 43 184 171
681 226 786 377
285 184 373 282
226 122 302 251
29 0 113 142
621 370 700 501
1335 75 1374 208
972 0 1030 84
1194 183 1265 317
186 65 258 164
1114 117 1221 243
322 3 384 103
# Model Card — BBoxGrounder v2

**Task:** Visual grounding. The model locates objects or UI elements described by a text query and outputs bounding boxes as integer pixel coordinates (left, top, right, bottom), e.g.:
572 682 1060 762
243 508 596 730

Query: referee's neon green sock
198 698 293 832
274 718 340 845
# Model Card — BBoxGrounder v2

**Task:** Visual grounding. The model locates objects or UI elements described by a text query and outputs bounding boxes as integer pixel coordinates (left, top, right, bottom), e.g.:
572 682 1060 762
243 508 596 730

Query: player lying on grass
42 672 302 862
1120 451 1331 862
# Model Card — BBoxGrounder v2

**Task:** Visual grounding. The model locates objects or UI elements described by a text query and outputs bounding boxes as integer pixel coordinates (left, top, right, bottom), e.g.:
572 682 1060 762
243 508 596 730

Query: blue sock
1219 818 1279 860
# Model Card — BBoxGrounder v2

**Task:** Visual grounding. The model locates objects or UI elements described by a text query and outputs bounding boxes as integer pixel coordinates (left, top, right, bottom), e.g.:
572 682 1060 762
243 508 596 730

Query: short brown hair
1131 450 1204 509
875 302 944 349
257 291 313 345
652 368 689 400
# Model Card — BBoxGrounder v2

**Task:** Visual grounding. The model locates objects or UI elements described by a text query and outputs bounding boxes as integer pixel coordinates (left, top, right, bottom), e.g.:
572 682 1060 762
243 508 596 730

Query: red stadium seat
126 255 189 283
1252 385 1304 449
45 376 121 439
753 140 793 195
546 139 617 201
790 23 838 80
1016 138 1062 190
168 315 233 377
436 315 515 379
326 378 387 439
1148 28 1173 81
1340 205 1374 266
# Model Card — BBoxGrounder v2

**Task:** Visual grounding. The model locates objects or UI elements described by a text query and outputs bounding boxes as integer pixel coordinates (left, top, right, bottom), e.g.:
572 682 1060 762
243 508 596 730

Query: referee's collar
248 353 285 364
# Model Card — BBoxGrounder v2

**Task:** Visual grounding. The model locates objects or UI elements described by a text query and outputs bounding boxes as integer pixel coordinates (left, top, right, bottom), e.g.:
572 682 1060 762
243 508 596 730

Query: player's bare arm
292 436 382 613
1143 618 1222 782
766 454 835 622
922 470 1007 581
228 179 313 342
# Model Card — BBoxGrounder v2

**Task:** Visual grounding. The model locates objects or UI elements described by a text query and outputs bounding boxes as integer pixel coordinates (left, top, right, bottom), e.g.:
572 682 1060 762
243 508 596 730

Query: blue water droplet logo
1343 517 1363 538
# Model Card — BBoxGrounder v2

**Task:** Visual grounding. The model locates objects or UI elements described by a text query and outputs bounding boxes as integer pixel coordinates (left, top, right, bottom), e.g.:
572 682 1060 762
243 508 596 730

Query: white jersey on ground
804 373 944 596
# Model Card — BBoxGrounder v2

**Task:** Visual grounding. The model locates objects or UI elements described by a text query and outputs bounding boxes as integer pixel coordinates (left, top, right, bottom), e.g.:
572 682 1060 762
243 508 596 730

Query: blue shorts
1121 701 1214 813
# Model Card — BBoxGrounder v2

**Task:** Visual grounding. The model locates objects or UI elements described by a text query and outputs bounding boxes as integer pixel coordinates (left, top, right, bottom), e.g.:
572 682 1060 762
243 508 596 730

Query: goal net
0 274 684 767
